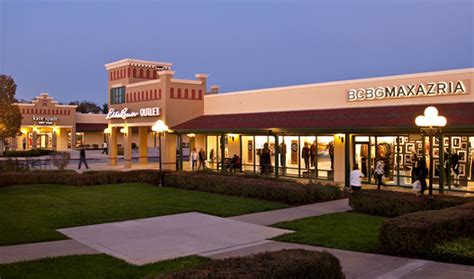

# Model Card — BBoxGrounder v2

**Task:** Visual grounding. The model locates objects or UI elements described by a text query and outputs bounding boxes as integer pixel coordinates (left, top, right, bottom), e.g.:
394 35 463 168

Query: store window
110 86 126 104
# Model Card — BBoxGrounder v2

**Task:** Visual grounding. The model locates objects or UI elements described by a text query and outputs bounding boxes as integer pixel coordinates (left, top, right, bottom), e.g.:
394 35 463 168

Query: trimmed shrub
164 172 344 204
160 249 345 279
51 152 71 170
4 149 53 157
379 203 474 257
0 170 166 187
427 238 474 266
349 190 471 217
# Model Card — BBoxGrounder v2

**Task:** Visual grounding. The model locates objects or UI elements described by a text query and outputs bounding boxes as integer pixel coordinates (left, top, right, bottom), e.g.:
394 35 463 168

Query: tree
0 75 22 156
102 103 109 114
69 100 101 113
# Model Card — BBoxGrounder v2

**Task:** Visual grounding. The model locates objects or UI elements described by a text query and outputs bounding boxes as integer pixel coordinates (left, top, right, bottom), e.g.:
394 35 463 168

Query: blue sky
0 0 472 104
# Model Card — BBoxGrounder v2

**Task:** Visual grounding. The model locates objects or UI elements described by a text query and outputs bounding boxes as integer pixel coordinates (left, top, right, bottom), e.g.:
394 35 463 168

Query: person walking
198 148 206 170
375 159 385 190
78 148 89 170
350 164 364 192
101 141 108 155
190 148 198 171
416 158 428 195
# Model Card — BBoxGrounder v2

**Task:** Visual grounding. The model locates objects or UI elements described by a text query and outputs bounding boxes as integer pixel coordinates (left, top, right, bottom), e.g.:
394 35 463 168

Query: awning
76 123 108 132
171 102 474 134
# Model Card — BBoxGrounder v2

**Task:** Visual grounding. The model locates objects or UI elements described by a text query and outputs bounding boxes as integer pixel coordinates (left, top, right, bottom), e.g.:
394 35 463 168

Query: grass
273 212 385 252
0 183 287 246
0 254 208 279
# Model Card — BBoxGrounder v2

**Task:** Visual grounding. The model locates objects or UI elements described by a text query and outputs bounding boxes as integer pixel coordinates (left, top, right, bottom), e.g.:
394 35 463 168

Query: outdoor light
21 128 28 135
414 106 447 200
336 134 345 143
120 127 128 134
152 120 169 172
53 127 58 134
186 133 196 138
103 127 111 134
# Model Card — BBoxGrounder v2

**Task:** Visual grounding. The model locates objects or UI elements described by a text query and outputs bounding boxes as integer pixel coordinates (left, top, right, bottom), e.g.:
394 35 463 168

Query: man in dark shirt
78 148 89 170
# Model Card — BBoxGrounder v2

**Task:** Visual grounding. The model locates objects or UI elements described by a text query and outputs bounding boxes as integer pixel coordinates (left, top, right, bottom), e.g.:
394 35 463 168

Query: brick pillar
109 127 118 166
123 126 132 168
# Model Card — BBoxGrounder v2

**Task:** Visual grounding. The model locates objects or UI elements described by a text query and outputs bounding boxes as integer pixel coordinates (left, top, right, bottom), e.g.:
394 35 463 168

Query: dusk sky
0 0 472 105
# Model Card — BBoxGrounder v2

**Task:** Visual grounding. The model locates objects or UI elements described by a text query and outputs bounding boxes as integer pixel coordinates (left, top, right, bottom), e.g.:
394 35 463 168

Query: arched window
133 68 137 78
110 72 113 81
134 92 137 102
68 110 71 115
198 89 202 99
153 89 157 99
47 109 50 114
141 91 144 101
159 89 162 99
146 90 149 100
191 89 196 99
127 68 131 78
139 69 144 78
122 69 125 78
177 88 182 98
170 87 174 98
184 89 189 99
146 69 150 78
153 71 157 79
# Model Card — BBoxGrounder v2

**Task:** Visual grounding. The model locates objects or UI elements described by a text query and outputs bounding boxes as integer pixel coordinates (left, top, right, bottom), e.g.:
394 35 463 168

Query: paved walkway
205 240 474 279
229 198 351 226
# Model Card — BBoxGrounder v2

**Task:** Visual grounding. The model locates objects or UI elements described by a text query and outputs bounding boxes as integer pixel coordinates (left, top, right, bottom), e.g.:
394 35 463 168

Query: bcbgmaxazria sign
347 80 468 102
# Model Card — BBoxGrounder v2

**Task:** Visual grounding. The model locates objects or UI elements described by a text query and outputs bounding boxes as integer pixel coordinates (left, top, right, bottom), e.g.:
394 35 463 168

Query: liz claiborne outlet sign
106 107 161 120
347 80 468 102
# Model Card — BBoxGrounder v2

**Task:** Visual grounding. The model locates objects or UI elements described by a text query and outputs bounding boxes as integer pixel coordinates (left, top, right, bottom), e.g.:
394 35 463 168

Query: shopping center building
13 93 108 150
103 59 474 192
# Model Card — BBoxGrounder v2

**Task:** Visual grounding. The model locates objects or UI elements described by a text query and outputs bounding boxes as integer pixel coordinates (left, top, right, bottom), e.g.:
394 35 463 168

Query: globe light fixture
414 106 447 200
152 120 169 171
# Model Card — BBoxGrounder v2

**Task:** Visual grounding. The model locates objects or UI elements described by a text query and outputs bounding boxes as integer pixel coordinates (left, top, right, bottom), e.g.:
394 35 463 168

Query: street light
152 120 169 170
415 106 447 200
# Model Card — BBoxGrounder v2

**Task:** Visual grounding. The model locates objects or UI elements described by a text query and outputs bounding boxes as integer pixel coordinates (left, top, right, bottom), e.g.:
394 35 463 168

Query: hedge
379 202 474 257
163 171 344 204
160 249 345 279
427 238 474 266
4 149 53 157
349 190 471 217
0 170 166 187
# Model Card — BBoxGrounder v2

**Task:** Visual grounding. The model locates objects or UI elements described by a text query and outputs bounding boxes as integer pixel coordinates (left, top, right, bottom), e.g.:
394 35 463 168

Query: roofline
205 67 474 98
104 58 173 70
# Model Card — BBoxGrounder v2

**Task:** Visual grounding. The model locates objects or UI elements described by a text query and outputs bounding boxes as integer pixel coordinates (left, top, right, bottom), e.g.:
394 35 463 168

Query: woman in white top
350 164 364 192
190 148 198 171
375 159 385 190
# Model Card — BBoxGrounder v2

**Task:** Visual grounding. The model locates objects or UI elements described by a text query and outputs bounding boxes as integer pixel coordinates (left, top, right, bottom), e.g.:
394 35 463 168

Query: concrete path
57 212 291 265
0 240 99 264
206 240 474 279
229 198 351 226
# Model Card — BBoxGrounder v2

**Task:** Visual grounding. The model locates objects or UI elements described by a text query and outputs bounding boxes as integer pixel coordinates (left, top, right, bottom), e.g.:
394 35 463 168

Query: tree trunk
0 138 4 156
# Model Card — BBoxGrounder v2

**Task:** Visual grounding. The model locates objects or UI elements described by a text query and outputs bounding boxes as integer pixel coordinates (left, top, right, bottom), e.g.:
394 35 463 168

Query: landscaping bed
164 171 344 204
160 249 345 279
349 190 471 217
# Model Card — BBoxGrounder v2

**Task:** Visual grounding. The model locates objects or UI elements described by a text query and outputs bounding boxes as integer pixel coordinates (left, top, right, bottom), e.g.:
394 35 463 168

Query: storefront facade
103 59 473 192
12 93 108 151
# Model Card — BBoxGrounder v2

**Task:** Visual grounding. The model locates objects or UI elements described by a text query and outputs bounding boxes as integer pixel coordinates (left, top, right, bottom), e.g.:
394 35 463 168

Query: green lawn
0 183 287 245
0 254 208 279
273 212 385 252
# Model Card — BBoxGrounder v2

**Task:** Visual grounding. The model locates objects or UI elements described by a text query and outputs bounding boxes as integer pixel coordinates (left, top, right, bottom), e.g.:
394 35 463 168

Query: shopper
415 158 428 195
101 141 108 155
78 147 89 170
198 148 206 170
302 143 310 170
190 148 198 171
22 138 27 150
375 159 385 190
262 143 271 175
350 164 364 192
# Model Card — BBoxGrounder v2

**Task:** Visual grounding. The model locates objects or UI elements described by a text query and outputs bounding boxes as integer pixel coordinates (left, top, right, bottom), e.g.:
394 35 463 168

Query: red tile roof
172 102 474 133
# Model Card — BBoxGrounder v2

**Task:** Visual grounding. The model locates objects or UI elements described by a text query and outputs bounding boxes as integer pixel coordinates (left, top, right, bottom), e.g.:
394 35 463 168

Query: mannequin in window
310 142 317 168
328 141 335 170
279 142 287 175
451 152 460 186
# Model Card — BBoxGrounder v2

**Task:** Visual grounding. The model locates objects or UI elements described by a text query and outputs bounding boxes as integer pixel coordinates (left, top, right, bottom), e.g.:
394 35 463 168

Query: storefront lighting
53 127 59 134
415 106 447 128
21 128 28 135
120 128 128 134
336 134 345 143
186 133 196 138
104 127 111 134
152 120 169 173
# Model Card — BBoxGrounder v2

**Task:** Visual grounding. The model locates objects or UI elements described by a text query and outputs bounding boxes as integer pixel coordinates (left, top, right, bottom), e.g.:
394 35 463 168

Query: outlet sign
347 80 468 102
106 107 160 120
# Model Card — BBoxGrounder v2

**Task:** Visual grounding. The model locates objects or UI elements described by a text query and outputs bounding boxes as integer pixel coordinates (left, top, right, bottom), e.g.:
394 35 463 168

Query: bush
164 172 344 204
379 203 474 257
160 249 345 279
51 152 71 170
4 149 53 157
0 170 167 187
349 190 470 217
427 238 474 266
0 158 30 172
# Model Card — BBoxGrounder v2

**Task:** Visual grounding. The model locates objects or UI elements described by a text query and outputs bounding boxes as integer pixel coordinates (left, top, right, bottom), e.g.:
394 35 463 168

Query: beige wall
17 93 76 127
204 68 474 115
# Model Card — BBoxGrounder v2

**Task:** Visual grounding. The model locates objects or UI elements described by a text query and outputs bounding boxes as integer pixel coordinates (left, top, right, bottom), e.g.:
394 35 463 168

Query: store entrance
37 133 53 149
354 142 370 183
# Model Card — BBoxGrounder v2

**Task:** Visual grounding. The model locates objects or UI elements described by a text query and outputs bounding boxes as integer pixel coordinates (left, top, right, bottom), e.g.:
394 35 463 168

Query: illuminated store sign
106 107 161 120
32 116 59 125
347 80 468 102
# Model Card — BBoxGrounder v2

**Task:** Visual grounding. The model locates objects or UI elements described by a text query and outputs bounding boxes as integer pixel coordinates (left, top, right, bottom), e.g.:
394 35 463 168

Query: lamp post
415 106 447 200
152 120 169 170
